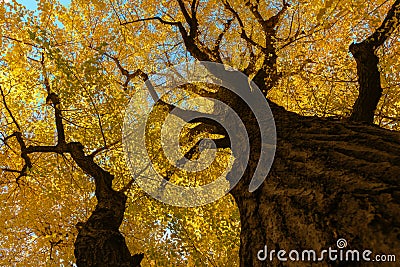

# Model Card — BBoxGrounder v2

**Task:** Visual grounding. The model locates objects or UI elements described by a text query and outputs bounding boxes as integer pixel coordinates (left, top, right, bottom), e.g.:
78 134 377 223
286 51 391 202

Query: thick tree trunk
13 91 144 266
146 1 400 265
74 191 143 267
349 42 382 124
68 142 144 267
348 0 400 123
231 103 400 266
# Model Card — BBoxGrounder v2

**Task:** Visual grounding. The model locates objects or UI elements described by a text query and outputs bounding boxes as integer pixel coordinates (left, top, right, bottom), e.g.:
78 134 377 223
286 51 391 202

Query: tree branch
0 86 21 131
223 0 267 53
363 0 400 50
119 162 151 193
244 0 266 29
7 132 33 179
2 35 43 49
349 0 400 123
89 140 121 158
176 0 193 27
213 19 233 54
264 0 290 30
120 16 181 26
46 92 66 144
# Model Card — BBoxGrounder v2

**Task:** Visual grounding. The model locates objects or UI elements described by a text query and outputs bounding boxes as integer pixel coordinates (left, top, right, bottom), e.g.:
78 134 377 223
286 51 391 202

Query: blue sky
16 0 71 10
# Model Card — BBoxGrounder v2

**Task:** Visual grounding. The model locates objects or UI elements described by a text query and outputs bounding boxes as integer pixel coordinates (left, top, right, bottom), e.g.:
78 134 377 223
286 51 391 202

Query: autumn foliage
1 0 400 266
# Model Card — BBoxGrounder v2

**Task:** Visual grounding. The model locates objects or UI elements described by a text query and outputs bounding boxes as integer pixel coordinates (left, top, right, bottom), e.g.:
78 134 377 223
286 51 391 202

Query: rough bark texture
349 43 382 123
10 91 145 266
349 0 400 123
231 103 400 266
74 192 141 267
20 92 143 266
69 142 144 267
149 64 400 266
45 93 144 267
114 1 400 266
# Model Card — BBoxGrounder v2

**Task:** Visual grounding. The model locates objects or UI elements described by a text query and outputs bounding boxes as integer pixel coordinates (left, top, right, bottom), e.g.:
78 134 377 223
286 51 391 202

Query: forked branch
349 0 400 123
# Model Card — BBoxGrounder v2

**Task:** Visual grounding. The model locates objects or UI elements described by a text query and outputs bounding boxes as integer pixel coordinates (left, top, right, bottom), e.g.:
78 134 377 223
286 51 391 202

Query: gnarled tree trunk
74 191 142 267
231 103 400 266
68 142 144 267
103 1 400 266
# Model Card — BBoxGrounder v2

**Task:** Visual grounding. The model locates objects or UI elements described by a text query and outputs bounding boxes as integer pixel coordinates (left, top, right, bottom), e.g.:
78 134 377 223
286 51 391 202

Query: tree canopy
1 0 400 266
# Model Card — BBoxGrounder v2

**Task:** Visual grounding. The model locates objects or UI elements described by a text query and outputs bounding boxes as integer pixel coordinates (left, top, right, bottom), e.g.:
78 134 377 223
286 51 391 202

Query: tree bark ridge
232 104 400 266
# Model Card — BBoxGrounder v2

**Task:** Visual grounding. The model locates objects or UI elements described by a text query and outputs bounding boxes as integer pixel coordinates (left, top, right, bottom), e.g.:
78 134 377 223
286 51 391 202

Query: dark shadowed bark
349 0 400 123
45 90 144 266
70 141 144 267
118 1 400 266
349 42 382 124
4 0 399 265
231 102 400 266
180 81 400 266
2 87 144 266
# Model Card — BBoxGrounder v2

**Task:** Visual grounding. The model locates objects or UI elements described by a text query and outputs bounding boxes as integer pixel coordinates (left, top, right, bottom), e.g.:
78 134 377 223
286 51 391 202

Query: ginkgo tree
1 1 240 266
1 0 400 266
